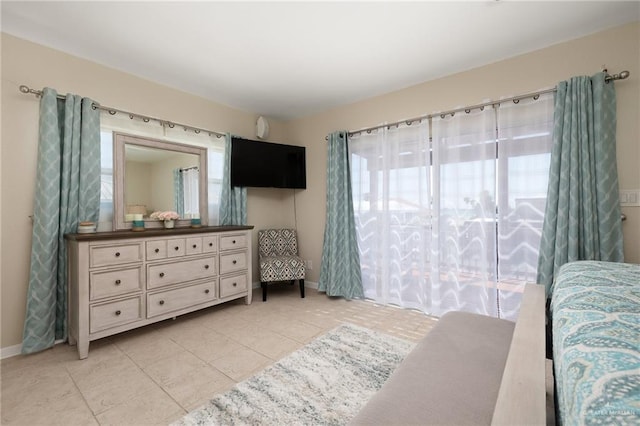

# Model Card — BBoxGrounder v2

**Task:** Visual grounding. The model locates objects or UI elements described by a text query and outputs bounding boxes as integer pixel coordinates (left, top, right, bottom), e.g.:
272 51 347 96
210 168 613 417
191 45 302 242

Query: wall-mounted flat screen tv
231 137 306 189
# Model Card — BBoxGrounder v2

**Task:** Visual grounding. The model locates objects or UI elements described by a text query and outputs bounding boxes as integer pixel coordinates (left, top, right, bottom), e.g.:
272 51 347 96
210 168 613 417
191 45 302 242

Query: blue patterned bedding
551 261 640 426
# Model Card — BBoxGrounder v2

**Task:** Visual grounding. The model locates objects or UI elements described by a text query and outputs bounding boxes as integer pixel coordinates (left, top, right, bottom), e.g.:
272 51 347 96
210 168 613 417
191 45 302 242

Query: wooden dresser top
65 225 254 242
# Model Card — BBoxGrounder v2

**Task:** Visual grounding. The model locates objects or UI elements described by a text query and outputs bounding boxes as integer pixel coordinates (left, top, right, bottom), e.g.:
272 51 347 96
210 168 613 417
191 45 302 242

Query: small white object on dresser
66 226 253 359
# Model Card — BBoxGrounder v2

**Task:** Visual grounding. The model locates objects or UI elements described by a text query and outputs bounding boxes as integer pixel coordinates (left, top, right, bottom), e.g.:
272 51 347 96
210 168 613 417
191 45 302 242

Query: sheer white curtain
432 107 499 317
181 167 200 217
350 94 553 319
496 96 554 319
350 121 431 311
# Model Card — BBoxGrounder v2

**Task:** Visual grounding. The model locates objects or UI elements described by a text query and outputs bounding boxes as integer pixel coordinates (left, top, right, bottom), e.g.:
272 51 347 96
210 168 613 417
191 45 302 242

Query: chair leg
262 282 267 302
299 279 305 298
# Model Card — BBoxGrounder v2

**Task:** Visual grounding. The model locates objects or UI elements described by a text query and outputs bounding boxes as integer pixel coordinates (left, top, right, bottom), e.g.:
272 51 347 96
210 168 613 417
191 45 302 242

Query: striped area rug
173 323 414 425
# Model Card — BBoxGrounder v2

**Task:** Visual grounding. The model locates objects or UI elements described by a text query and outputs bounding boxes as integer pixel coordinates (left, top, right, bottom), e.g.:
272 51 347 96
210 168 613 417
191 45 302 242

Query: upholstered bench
351 284 546 426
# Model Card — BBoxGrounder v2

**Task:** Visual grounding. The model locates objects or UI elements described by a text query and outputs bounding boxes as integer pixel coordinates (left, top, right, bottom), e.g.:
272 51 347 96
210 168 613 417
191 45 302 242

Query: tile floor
1 285 438 425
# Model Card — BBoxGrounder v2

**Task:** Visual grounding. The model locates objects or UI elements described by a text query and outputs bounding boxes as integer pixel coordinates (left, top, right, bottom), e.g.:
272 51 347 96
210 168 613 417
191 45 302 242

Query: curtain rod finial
19 85 30 94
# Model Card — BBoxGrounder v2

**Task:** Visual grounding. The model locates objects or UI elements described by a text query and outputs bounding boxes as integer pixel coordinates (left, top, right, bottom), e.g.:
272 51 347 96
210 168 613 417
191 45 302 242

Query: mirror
113 132 208 230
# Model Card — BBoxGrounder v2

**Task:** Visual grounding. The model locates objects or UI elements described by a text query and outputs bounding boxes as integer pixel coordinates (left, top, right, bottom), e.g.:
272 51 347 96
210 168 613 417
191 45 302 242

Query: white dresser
66 226 253 359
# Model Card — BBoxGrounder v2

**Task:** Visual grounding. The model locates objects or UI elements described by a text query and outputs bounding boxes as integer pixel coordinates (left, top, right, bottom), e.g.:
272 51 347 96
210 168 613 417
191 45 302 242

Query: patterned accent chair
258 229 305 302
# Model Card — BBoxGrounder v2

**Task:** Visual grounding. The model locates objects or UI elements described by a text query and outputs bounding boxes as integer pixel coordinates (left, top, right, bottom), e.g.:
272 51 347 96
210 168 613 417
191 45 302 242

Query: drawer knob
232 240 236 244
233 282 237 287
174 246 180 251
209 242 213 247
204 264 209 269
115 310 121 316
159 300 165 305
155 248 160 253
115 252 120 257
159 272 165 278
232 260 237 265
192 244 197 249
205 289 210 294
115 279 121 285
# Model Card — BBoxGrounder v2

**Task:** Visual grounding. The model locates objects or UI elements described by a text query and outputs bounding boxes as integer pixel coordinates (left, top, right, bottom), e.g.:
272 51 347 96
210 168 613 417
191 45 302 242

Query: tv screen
231 137 306 189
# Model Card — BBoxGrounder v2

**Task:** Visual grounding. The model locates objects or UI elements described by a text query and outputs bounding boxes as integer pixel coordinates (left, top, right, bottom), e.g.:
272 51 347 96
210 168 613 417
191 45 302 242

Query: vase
164 219 175 229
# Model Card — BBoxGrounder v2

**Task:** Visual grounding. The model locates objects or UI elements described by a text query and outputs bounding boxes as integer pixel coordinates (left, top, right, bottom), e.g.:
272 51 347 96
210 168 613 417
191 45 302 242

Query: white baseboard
0 339 65 360
252 280 318 289
0 343 22 360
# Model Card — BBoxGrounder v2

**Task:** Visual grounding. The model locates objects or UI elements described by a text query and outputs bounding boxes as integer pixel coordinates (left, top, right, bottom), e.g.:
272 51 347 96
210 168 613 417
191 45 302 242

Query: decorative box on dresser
65 225 253 359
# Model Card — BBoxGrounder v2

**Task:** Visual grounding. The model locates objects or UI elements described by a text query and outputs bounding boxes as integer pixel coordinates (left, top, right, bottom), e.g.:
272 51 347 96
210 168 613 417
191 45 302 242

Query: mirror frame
113 132 208 230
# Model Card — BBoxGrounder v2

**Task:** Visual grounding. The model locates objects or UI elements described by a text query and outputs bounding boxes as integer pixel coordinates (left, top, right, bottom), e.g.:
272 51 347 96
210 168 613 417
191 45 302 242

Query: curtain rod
179 166 199 172
328 69 630 139
18 85 226 138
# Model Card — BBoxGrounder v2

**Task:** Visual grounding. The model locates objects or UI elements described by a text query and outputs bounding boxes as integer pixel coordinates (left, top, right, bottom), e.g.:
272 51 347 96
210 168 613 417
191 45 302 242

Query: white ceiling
2 1 639 120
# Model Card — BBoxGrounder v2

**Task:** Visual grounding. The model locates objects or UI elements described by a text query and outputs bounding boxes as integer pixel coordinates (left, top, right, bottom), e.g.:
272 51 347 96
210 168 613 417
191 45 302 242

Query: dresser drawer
220 234 248 251
147 256 216 289
90 243 142 267
186 237 203 255
90 296 143 333
202 235 218 253
146 240 167 261
167 238 186 258
90 267 142 300
220 251 248 274
220 273 248 298
147 281 217 318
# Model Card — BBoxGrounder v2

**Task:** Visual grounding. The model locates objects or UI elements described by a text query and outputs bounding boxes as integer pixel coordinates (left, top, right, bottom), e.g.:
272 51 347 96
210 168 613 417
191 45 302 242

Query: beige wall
2 22 639 351
0 34 293 349
287 22 640 284
124 161 152 213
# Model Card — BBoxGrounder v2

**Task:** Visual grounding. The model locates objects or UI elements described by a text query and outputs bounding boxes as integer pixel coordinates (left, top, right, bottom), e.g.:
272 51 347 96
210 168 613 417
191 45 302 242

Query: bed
551 260 640 425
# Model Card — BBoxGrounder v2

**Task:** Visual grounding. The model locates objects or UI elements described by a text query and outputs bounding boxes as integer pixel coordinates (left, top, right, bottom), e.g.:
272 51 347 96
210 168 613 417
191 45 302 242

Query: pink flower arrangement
150 211 180 221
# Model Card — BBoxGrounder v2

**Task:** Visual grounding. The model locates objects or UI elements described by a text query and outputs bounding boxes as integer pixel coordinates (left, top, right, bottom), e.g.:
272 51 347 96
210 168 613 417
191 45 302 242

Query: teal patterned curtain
319 131 364 299
537 72 624 294
219 133 247 225
22 88 101 353
173 168 184 217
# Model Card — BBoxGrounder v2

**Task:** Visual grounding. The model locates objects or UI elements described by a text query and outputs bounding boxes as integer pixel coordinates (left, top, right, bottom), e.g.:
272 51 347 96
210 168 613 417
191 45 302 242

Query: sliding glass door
432 107 499 317
350 122 432 310
349 94 553 319
495 97 553 319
